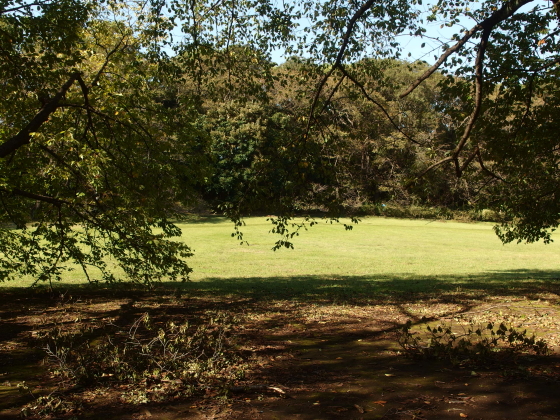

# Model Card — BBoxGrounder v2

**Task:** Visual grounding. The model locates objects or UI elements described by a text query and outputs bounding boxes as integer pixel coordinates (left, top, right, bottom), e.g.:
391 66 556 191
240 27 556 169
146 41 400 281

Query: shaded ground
1 272 560 419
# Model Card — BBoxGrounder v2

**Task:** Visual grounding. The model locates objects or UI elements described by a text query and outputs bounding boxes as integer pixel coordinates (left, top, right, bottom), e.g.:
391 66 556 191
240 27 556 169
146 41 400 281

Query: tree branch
552 0 560 23
409 0 525 181
305 0 377 136
451 27 491 162
0 1 43 15
414 156 454 181
399 0 533 99
476 148 506 182
92 36 127 87
458 145 480 175
0 72 81 158
338 66 422 145
6 188 69 206
320 74 346 115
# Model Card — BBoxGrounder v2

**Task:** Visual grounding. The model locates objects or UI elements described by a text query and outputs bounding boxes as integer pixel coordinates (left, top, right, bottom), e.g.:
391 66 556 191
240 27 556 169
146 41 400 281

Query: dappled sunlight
1 272 560 419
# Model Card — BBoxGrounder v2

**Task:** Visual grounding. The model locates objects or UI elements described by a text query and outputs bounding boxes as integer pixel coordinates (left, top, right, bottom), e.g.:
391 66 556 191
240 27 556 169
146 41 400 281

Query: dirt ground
1 281 560 420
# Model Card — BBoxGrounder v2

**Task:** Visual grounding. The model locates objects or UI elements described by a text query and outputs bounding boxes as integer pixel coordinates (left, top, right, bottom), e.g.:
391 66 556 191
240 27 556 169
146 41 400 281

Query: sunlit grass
3 216 559 289
181 216 559 280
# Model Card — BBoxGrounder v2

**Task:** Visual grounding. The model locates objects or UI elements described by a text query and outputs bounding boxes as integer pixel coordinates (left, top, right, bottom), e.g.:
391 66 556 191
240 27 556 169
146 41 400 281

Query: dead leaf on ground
373 400 387 406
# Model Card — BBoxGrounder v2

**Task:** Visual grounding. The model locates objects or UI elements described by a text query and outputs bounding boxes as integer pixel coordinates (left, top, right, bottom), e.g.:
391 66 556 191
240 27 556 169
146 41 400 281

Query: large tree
0 1 207 284
0 0 309 283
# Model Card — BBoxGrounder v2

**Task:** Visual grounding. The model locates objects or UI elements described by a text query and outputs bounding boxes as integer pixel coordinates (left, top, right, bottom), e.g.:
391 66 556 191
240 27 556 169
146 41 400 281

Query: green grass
3 216 559 289
183 216 560 279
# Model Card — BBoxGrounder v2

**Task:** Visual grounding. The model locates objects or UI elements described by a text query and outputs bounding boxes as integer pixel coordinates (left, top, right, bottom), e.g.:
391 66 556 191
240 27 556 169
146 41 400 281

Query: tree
297 0 560 243
0 2 206 284
0 0 321 283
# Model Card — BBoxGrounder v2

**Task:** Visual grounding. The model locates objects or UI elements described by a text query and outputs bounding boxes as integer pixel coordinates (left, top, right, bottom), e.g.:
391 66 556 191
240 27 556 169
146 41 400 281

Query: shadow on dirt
0 269 559 419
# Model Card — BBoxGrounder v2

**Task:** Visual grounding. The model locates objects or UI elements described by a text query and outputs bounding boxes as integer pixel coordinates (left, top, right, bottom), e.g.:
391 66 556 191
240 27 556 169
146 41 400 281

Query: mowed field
182 216 560 280
5 216 559 288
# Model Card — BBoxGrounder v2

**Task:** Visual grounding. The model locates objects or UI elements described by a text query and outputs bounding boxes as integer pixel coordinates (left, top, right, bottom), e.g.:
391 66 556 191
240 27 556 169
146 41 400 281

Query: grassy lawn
182 216 560 279
4 216 558 288
1 216 559 419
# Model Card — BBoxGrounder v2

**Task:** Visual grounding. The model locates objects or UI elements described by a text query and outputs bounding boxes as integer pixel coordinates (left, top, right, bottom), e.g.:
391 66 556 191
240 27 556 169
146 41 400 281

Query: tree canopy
0 0 558 284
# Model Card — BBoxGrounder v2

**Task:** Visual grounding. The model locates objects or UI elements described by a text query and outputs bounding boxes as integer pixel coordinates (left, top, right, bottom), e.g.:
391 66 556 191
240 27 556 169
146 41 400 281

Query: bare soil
1 281 559 420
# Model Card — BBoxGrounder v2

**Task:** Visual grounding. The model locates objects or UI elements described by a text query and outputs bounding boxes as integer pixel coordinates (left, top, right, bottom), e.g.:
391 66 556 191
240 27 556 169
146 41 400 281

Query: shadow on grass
3 269 556 355
168 269 560 303
2 268 558 305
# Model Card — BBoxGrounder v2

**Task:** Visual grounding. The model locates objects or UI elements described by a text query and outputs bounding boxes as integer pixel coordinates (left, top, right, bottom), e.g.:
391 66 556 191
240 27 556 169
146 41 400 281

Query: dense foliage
0 0 558 284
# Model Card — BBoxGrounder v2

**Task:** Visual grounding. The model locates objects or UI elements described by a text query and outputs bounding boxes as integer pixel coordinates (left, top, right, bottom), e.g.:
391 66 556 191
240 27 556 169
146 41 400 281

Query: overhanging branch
0 72 82 158
400 0 533 99
5 188 69 206
305 0 377 137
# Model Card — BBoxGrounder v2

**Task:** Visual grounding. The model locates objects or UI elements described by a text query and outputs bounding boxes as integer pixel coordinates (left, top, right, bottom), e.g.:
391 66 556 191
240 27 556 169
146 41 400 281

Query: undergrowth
24 311 244 417
397 320 550 367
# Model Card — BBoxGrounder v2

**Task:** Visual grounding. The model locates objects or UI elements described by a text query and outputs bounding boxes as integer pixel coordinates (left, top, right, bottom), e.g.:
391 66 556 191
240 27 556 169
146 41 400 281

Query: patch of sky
158 0 551 67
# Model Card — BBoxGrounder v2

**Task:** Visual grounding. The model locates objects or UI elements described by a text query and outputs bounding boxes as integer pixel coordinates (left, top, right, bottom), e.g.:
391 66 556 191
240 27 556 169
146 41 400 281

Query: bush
356 202 454 220
354 202 506 223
